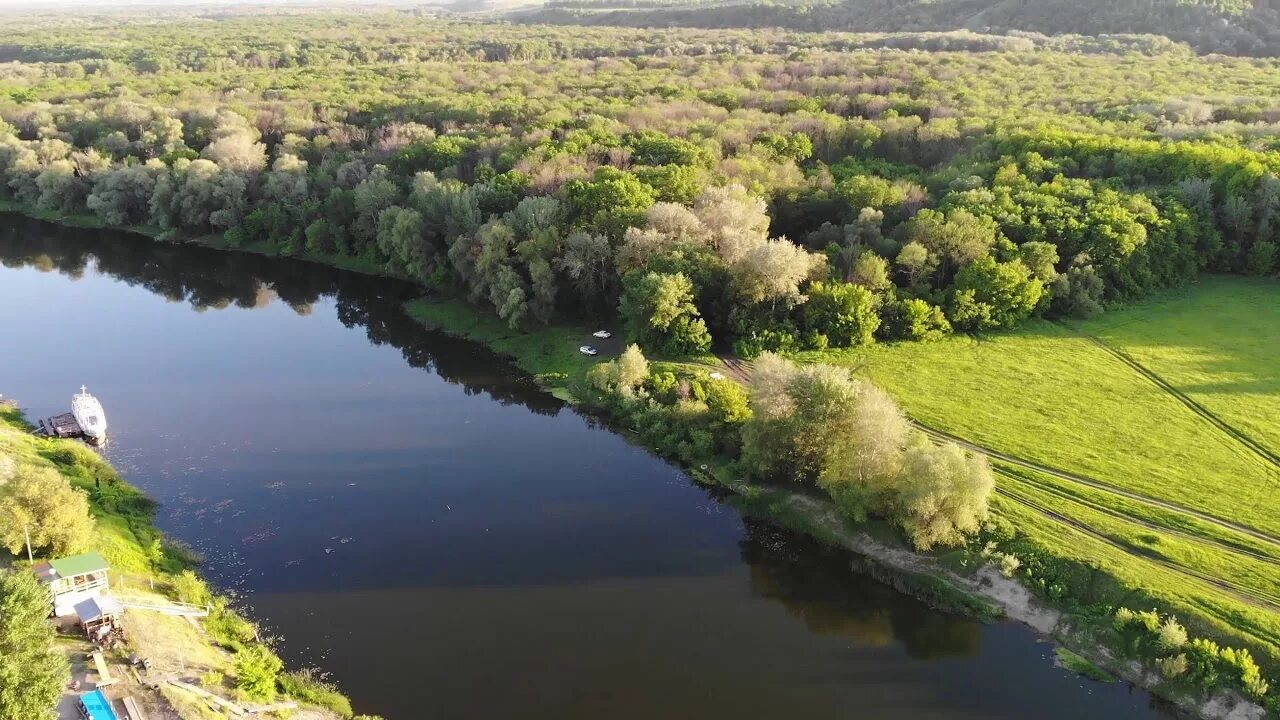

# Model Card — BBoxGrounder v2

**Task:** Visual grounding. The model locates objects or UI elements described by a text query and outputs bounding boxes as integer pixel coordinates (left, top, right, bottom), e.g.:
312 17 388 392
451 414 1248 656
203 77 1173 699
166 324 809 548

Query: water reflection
0 213 562 415
741 518 980 659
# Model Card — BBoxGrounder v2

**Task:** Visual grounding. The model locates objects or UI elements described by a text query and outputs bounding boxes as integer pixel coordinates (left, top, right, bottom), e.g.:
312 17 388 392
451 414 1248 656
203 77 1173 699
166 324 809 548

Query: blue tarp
80 689 119 720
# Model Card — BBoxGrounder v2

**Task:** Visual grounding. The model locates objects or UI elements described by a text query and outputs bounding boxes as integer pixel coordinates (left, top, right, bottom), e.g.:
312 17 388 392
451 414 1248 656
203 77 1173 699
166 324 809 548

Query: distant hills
521 0 1280 56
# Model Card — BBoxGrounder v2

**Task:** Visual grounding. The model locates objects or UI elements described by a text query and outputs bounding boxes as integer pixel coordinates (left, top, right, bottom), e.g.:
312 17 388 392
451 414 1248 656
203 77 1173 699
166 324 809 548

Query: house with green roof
32 551 110 617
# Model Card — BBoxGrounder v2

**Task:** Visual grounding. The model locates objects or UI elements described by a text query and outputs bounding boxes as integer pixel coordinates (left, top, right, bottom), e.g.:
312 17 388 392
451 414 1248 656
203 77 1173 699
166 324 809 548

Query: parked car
592 330 612 339
579 345 598 356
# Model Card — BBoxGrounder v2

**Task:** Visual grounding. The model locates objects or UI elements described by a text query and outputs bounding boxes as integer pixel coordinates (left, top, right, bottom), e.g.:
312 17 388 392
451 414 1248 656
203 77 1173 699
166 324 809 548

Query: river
0 215 1176 720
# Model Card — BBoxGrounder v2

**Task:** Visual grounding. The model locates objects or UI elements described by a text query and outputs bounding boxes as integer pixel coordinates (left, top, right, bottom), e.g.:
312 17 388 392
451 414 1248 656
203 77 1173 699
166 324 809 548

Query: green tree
848 250 891 292
894 441 994 550
1049 264 1106 319
564 167 656 230
0 466 94 558
902 208 998 279
741 356 863 483
700 376 753 453
883 297 952 341
619 271 712 355
805 281 879 347
0 569 68 720
817 382 911 519
949 256 1044 330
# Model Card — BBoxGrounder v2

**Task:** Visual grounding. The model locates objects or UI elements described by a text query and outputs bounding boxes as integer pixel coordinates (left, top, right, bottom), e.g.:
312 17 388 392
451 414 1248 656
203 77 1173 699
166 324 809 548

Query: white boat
71 385 108 443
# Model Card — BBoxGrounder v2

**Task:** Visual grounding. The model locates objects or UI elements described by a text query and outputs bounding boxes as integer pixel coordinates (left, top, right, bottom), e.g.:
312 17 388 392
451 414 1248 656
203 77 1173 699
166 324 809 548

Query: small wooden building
33 552 110 617
76 596 125 642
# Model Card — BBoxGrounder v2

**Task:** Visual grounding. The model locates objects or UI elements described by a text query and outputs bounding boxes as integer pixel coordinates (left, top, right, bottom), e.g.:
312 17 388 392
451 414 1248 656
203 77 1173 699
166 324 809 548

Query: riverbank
401 310 1276 720
3 205 1273 719
0 401 365 720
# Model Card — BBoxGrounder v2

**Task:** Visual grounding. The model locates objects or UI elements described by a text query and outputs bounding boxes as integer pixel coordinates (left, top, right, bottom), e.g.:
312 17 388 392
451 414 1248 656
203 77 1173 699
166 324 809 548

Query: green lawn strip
991 496 1280 666
995 470 1280 613
1087 276 1280 459
996 463 1280 564
1055 647 1116 683
795 316 1278 539
405 296 719 393
405 296 602 385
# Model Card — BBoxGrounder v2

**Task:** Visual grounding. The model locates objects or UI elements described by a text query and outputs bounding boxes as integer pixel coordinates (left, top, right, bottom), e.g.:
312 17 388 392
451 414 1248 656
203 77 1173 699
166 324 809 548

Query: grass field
1088 277 1280 458
795 275 1280 663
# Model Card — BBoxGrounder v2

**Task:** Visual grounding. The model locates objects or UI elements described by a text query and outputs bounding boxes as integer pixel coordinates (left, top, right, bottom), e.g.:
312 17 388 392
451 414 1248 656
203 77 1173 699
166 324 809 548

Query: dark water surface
0 215 1175 720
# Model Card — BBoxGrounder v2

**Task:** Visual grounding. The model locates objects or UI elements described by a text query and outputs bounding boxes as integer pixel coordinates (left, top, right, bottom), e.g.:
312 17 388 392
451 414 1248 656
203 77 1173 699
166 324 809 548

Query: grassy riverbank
0 403 365 719
408 276 1280 717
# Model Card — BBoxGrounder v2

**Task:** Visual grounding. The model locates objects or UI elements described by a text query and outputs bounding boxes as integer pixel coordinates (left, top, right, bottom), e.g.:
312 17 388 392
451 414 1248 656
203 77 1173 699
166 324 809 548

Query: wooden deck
38 412 83 439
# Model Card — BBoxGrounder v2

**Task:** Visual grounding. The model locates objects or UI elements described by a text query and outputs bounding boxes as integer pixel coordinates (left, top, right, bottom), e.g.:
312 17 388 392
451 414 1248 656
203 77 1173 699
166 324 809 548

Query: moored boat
71 385 107 444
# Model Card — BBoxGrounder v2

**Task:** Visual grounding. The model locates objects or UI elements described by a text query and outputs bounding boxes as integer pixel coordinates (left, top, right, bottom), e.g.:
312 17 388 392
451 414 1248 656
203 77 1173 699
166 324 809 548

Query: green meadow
796 276 1280 661
1088 277 1280 458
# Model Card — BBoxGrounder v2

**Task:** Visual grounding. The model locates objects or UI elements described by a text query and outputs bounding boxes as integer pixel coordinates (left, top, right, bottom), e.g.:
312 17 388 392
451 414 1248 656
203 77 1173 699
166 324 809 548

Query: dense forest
1 9 1278 361
529 0 1280 57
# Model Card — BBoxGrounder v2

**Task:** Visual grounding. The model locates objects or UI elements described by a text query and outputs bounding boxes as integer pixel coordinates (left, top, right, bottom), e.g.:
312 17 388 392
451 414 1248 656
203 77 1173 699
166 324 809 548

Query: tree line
1 13 1278 362
526 0 1280 57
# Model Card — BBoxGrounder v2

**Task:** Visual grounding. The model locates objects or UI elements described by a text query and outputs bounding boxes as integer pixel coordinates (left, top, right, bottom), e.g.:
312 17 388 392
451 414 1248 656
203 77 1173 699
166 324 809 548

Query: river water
0 215 1175 720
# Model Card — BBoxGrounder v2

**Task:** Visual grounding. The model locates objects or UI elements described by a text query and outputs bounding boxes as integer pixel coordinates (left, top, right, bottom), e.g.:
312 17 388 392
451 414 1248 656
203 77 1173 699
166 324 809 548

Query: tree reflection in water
0 213 563 415
739 516 981 660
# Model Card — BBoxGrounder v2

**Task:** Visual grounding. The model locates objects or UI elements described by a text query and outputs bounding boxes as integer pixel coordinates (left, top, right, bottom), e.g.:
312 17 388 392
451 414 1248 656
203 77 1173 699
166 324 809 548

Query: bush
233 644 283 700
206 602 258 652
1157 617 1188 652
171 570 212 606
1156 654 1188 679
280 669 354 717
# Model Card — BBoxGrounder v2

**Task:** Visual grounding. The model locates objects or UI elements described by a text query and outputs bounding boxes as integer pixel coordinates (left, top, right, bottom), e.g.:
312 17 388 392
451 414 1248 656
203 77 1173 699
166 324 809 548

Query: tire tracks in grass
1070 328 1280 476
994 481 1280 613
916 422 1280 551
996 464 1280 568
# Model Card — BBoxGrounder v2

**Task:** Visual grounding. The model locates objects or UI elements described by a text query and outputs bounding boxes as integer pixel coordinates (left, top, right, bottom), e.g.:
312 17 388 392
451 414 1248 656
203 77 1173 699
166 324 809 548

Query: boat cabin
33 552 110 617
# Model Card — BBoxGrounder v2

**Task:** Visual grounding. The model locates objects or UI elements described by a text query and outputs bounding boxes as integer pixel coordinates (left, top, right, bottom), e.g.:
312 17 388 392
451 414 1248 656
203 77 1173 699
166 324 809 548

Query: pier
37 412 85 439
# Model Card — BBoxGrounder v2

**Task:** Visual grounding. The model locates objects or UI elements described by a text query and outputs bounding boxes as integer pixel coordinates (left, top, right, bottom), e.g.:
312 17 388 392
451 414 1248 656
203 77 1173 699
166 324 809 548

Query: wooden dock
38 412 83 439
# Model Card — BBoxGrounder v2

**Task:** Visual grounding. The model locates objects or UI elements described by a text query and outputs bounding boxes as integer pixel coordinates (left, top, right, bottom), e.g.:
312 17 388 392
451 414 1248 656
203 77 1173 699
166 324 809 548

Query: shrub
233 644 283 700
998 553 1022 578
171 570 212 606
1157 617 1188 652
206 602 258 652
1156 654 1188 679
280 669 354 717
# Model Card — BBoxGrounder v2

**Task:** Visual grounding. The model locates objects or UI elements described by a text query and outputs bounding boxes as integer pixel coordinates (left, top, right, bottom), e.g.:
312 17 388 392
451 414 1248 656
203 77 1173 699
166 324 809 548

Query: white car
579 345 599 356
592 330 612 339
708 372 725 380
